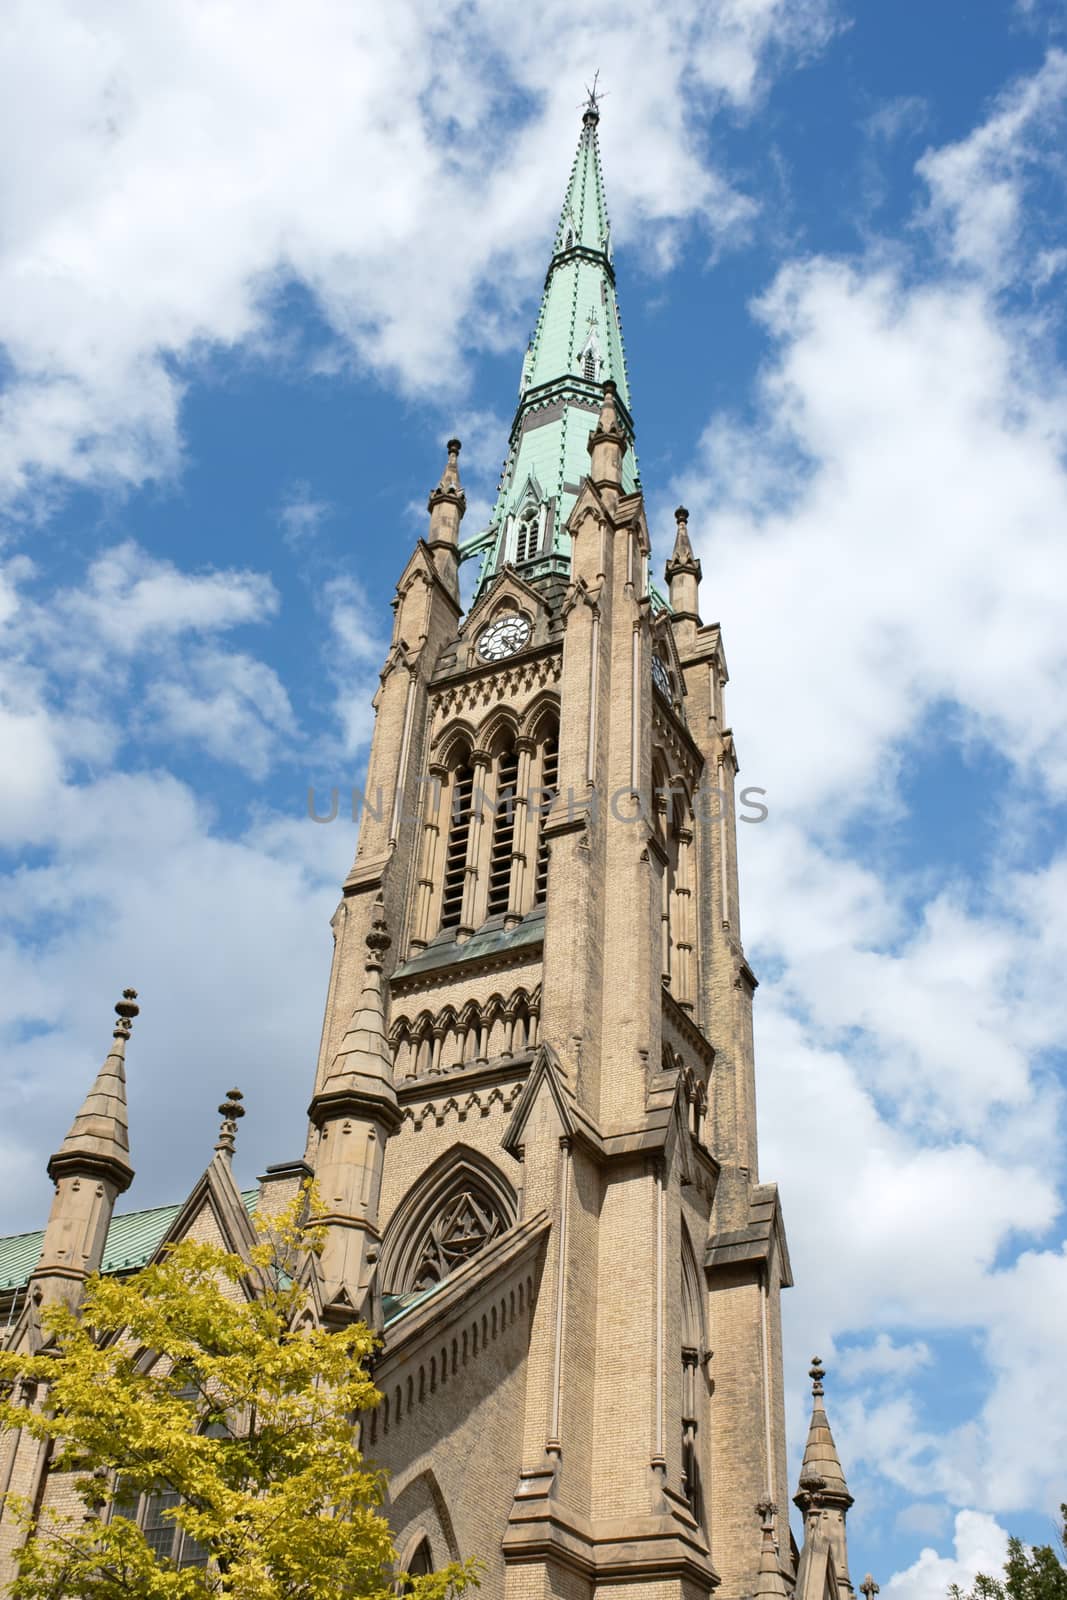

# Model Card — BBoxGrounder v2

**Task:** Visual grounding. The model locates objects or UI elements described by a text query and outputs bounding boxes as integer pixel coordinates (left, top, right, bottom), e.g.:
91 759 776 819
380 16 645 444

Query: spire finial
214 1087 245 1158
582 72 605 125
810 1356 825 1398
113 987 139 1040
861 1577 880 1600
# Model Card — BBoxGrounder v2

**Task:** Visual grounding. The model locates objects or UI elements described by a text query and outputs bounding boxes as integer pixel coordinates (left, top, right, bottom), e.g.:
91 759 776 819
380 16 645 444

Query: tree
950 1508 1067 1600
0 1190 477 1599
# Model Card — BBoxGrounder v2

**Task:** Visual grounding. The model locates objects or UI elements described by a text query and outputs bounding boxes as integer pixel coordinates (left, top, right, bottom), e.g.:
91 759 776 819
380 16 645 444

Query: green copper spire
464 91 639 595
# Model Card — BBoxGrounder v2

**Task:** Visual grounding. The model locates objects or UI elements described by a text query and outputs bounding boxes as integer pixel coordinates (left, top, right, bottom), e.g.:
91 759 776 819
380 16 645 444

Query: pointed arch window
400 1536 435 1592
381 1152 518 1295
583 349 597 382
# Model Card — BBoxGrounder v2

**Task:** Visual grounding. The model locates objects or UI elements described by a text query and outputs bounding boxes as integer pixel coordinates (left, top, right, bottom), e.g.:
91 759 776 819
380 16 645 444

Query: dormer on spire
426 436 466 597
31 989 139 1311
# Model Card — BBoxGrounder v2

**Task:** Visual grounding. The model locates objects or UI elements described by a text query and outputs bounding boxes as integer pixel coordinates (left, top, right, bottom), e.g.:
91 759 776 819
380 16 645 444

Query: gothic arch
390 1462 461 1565
477 704 521 756
380 1146 518 1295
433 719 476 769
521 690 561 741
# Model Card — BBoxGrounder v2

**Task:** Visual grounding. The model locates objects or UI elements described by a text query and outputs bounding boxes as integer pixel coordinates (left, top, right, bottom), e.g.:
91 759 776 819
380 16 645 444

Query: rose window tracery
411 1188 505 1291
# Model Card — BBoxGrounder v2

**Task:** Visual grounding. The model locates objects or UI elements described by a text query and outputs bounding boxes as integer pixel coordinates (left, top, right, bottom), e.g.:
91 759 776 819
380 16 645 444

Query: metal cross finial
581 71 607 123
113 987 139 1039
861 1577 880 1600
810 1356 825 1397
215 1087 245 1157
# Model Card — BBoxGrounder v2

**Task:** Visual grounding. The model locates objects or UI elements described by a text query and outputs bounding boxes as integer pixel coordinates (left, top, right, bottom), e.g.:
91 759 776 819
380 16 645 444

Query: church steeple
468 95 639 594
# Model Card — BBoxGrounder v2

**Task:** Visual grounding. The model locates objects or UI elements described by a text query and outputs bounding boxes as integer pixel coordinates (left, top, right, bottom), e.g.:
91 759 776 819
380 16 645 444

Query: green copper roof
0 1190 259 1293
466 100 639 594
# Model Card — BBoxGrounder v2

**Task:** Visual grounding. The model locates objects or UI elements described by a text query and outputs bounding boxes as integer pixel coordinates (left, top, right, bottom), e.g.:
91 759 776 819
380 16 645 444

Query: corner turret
665 505 703 626
30 989 139 1312
308 900 400 1327
426 437 466 598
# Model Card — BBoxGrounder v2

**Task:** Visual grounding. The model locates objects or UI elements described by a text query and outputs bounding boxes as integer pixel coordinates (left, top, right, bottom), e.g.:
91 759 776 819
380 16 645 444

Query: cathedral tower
307 93 795 1599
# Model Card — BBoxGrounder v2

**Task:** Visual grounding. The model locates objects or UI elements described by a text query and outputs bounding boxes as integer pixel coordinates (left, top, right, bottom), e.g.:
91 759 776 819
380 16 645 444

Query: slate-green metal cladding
0 1190 259 1292
471 107 639 594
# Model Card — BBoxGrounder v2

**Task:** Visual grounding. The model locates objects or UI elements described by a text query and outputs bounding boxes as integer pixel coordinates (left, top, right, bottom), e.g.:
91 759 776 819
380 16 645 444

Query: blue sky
2 0 1066 1590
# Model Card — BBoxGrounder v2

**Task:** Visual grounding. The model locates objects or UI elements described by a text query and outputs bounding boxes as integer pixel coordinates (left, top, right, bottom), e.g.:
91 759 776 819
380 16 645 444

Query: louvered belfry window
534 731 558 905
487 746 519 915
440 762 474 928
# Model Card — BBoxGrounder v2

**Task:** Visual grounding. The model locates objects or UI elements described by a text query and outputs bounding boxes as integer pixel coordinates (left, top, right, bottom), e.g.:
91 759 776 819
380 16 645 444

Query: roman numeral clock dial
476 612 532 661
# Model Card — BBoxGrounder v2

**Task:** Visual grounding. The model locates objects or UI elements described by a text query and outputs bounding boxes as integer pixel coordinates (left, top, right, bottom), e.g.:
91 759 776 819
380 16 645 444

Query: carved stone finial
365 897 391 971
675 505 689 525
429 436 464 506
810 1356 825 1397
214 1087 245 1157
861 1577 880 1600
113 988 139 1039
756 1497 778 1528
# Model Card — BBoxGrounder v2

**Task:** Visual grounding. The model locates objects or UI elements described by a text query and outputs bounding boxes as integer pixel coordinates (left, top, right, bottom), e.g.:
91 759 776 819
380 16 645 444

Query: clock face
652 654 673 701
477 612 532 661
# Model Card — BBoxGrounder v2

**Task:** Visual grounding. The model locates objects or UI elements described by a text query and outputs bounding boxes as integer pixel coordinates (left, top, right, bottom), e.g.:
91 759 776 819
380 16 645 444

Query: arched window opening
382 1152 518 1296
440 760 474 929
400 1535 435 1592
487 744 519 917
534 728 558 904
583 348 597 382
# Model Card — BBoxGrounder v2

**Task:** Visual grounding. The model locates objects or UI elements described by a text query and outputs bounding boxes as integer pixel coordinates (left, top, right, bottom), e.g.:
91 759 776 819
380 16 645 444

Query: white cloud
0 0 837 509
145 648 297 779
277 483 333 550
837 1335 933 1384
917 50 1067 283
66 541 278 657
887 1512 1010 1600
